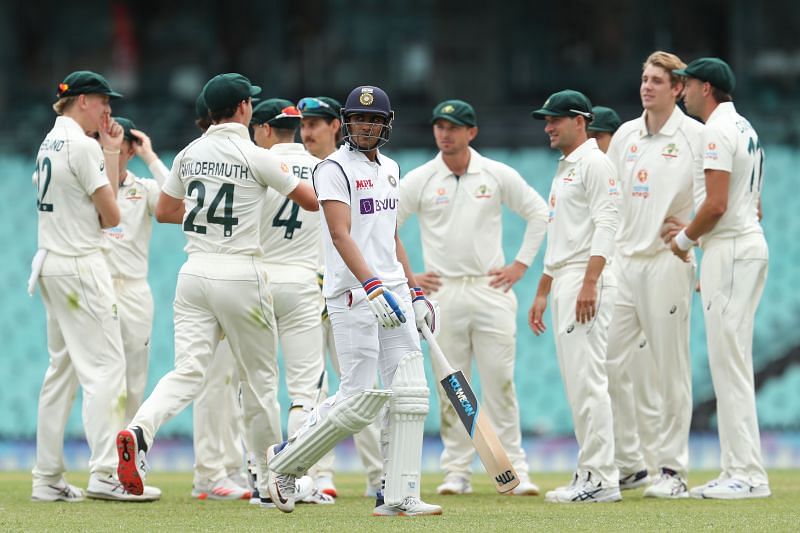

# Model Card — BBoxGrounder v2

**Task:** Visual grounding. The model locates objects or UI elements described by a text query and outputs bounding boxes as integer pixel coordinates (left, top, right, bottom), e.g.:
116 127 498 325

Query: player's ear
468 126 479 141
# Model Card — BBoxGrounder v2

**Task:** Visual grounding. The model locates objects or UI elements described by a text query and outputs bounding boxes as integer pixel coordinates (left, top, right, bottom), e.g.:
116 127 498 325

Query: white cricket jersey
103 160 168 279
607 107 704 256
398 147 548 276
698 102 764 241
260 143 322 280
543 138 619 275
35 116 111 256
313 145 405 298
162 123 300 256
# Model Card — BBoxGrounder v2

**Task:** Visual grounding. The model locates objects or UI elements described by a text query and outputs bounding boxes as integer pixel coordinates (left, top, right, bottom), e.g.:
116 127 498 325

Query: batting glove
411 287 439 335
363 278 406 328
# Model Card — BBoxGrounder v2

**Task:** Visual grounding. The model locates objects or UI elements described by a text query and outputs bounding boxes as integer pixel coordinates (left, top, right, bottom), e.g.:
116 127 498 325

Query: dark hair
711 87 733 103
195 116 212 132
210 104 238 123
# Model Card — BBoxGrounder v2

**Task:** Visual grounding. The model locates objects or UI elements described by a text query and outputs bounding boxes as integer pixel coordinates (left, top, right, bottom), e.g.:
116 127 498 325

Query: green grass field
2 471 799 531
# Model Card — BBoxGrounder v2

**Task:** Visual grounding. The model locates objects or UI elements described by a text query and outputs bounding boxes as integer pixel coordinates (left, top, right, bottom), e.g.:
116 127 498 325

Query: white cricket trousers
606 251 694 477
193 338 245 486
130 254 282 487
113 277 154 425
701 234 769 486
433 276 530 478
551 265 618 487
33 251 126 484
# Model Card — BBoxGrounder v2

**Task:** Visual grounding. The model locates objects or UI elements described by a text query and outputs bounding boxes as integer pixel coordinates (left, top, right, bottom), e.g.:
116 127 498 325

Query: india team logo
359 87 374 106
387 175 397 187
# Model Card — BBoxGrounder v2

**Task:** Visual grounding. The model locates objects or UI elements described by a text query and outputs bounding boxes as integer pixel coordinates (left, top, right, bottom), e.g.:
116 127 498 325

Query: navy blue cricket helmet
341 85 394 151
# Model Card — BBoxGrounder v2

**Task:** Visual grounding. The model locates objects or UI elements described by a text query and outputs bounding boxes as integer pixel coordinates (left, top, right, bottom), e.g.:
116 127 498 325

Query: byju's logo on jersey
360 197 397 214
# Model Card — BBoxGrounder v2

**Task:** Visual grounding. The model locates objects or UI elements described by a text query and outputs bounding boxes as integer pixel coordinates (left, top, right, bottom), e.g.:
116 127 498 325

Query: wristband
103 148 121 155
675 229 696 252
410 287 425 301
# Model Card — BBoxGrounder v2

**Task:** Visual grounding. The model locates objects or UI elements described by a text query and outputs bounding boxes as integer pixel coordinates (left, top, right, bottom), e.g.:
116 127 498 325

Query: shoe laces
277 473 296 495
399 496 421 508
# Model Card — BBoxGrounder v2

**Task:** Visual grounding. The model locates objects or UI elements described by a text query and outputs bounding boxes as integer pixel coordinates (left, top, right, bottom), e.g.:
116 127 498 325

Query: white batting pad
384 351 429 505
269 389 392 476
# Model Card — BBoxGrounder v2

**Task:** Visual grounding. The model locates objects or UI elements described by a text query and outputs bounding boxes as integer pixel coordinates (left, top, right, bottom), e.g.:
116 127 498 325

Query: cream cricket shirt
162 123 300 256
314 145 405 298
103 160 168 279
607 106 704 256
698 102 764 241
398 147 548 277
260 143 322 281
543 138 619 275
36 116 111 256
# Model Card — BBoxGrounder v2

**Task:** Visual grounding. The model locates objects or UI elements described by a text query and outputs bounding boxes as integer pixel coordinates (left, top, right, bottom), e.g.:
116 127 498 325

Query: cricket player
529 90 621 503
587 106 622 152
398 99 547 496
604 51 703 498
31 71 159 502
265 85 442 517
103 117 169 425
115 73 319 499
668 58 770 499
188 92 252 502
251 98 333 505
298 95 384 498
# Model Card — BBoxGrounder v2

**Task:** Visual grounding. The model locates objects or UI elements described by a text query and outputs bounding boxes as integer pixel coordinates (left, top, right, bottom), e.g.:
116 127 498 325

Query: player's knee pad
269 389 392 476
384 351 429 505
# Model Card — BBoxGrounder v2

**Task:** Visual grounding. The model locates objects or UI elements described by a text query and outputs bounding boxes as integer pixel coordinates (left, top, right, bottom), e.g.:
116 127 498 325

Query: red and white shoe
192 477 251 500
315 475 337 498
116 426 148 496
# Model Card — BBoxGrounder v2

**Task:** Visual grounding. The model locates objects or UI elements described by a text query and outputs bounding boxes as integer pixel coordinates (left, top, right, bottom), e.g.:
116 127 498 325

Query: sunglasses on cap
272 105 302 120
297 97 331 111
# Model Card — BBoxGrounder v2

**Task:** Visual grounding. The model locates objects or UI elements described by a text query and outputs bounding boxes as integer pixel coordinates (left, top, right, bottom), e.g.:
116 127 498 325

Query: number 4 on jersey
272 198 302 239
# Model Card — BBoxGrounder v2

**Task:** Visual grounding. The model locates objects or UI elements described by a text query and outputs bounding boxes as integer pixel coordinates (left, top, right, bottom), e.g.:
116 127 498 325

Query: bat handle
420 324 455 377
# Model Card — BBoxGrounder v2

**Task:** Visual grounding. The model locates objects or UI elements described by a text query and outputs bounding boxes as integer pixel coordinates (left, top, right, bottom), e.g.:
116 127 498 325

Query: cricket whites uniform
698 102 768 487
128 122 298 491
544 138 619 488
32 116 127 485
399 147 548 480
605 107 703 481
104 162 168 423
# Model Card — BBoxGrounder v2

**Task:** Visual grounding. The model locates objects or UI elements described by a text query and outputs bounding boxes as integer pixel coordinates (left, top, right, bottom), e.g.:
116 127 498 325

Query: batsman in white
265 85 441 517
528 90 621 503
251 98 333 505
668 57 771 500
299 95 385 498
604 51 703 498
398 99 547 496
115 73 319 499
31 71 159 502
103 117 169 426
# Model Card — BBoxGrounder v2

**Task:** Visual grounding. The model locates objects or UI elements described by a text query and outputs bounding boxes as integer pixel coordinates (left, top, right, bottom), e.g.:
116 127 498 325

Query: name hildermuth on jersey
179 160 251 181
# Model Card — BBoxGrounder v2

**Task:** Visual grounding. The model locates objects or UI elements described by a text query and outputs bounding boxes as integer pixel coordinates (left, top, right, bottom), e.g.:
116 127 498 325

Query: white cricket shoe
191 477 251 500
510 473 540 496
689 476 727 499
315 475 337 498
116 426 149 496
266 444 295 513
31 479 85 502
545 472 621 503
544 471 580 500
643 468 688 499
619 469 650 491
300 488 336 504
436 473 472 495
86 473 161 502
701 478 771 500
294 475 315 501
373 496 443 517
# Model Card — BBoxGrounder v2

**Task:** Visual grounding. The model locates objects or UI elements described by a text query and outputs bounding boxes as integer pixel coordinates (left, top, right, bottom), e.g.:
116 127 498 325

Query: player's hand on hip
575 281 597 324
415 271 442 294
669 237 691 263
528 295 548 336
410 287 439 335
363 278 406 328
489 261 527 293
99 116 124 151
660 216 686 244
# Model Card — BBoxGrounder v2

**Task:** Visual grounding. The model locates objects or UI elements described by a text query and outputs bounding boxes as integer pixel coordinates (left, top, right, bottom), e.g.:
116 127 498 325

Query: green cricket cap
587 106 621 133
532 89 593 120
202 73 261 113
56 70 122 99
195 93 209 120
297 96 342 120
430 99 477 127
251 98 302 129
673 57 736 94
112 116 138 143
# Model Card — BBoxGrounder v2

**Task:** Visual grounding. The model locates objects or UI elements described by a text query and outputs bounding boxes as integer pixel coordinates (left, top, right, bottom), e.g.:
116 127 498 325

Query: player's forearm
103 150 120 197
535 273 553 298
148 159 170 186
685 201 725 241
582 255 606 286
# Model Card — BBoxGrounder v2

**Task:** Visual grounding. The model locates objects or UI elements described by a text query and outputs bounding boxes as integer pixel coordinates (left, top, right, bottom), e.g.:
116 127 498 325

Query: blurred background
1 0 798 472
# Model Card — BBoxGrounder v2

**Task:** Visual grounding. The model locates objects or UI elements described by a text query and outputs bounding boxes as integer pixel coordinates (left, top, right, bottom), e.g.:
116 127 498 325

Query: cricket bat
420 325 520 493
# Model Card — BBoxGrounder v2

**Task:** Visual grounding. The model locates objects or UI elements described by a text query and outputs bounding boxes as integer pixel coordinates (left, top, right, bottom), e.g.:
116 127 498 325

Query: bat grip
420 324 455 377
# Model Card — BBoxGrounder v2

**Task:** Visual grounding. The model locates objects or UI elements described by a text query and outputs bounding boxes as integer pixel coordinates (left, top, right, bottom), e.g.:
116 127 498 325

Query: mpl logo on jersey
360 197 398 214
355 179 374 190
632 169 650 198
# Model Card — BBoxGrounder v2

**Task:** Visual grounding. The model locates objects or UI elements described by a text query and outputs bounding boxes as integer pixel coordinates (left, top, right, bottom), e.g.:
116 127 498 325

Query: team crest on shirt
563 169 576 183
632 169 650 198
126 187 142 201
626 144 638 162
661 143 679 159
435 187 450 205
280 162 290 173
387 175 397 187
705 142 719 160
474 184 492 198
